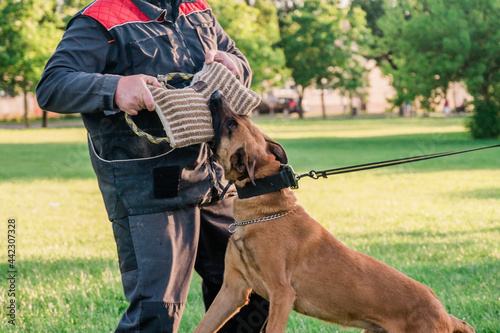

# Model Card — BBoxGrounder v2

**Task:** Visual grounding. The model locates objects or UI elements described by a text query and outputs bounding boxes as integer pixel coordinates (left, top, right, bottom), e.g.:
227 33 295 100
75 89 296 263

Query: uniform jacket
36 0 250 221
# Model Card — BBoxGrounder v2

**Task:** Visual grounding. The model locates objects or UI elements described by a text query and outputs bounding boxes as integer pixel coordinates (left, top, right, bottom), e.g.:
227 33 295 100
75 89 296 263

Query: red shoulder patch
83 0 151 30
180 0 210 16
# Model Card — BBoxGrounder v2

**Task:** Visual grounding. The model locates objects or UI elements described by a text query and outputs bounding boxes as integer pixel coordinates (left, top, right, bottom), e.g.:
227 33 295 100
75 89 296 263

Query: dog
194 91 475 333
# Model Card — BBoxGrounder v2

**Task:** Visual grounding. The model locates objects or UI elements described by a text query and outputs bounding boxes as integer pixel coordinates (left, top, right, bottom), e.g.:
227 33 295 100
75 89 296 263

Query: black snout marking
210 91 224 149
209 90 224 116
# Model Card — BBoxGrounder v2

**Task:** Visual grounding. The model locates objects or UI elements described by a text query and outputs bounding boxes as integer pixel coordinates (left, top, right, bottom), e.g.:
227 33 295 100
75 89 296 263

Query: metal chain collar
228 207 295 233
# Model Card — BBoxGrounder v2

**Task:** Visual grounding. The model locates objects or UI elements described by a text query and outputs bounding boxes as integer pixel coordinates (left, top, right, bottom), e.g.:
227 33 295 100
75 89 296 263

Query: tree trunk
359 94 367 111
297 85 304 119
348 91 355 117
42 111 48 128
23 88 29 128
341 93 349 114
321 84 326 120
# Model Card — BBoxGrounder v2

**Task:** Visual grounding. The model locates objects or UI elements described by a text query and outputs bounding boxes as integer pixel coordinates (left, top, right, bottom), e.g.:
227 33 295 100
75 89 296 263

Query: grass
0 117 499 332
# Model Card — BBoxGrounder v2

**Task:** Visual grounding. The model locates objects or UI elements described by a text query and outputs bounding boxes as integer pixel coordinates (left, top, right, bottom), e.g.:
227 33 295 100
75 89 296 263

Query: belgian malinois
195 92 475 333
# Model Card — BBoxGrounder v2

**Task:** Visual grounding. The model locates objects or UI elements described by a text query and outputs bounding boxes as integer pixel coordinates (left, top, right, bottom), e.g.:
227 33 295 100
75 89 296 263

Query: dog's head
210 91 288 185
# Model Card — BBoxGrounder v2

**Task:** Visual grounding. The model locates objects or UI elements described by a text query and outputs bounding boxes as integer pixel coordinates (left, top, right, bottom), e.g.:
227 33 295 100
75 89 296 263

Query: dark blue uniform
36 0 268 331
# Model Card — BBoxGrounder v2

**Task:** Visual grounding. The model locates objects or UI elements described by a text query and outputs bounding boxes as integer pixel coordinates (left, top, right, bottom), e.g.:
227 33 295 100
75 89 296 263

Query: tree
0 0 63 127
279 0 369 119
211 0 286 93
376 0 500 138
0 0 94 127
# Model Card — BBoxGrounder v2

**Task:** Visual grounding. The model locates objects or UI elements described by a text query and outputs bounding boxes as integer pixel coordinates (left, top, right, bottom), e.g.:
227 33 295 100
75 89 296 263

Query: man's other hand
205 50 239 77
114 74 163 116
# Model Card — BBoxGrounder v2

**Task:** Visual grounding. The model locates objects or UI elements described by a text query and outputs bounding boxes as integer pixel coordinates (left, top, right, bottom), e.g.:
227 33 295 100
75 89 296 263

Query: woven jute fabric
190 62 261 116
149 62 261 148
149 85 214 148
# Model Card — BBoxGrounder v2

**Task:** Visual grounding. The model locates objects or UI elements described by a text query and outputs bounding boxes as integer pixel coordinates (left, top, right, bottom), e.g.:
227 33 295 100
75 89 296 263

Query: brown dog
194 92 475 333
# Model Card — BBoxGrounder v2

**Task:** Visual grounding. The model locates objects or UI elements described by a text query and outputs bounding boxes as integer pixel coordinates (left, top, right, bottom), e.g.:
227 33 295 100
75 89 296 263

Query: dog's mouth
209 90 242 152
209 91 224 149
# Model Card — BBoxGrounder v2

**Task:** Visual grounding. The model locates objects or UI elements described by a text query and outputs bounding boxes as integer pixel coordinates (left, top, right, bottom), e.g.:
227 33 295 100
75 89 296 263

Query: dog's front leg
194 277 252 333
195 241 252 333
265 281 297 333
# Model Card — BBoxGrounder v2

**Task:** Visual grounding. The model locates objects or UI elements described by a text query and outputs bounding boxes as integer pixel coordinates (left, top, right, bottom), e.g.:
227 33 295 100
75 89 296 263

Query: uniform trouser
112 196 269 332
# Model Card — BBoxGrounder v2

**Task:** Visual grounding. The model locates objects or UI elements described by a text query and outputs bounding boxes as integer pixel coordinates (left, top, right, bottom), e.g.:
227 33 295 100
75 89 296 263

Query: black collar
233 165 298 199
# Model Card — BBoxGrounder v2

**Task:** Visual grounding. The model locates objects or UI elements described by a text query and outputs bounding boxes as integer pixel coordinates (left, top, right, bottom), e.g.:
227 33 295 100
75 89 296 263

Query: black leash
297 144 500 181
221 143 500 200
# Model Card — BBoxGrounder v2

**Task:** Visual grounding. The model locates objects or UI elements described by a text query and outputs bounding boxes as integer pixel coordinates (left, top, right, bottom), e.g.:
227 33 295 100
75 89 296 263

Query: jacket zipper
173 22 196 68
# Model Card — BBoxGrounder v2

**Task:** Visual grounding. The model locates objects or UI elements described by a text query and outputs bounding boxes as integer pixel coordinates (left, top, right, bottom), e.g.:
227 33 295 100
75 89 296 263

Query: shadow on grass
0 142 94 180
3 255 496 332
279 132 500 174
0 257 125 331
339 226 500 240
450 187 500 200
1 131 499 181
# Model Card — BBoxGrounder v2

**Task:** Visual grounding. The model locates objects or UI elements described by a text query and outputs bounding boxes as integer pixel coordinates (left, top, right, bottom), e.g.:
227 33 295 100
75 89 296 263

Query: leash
295 144 500 182
224 143 500 200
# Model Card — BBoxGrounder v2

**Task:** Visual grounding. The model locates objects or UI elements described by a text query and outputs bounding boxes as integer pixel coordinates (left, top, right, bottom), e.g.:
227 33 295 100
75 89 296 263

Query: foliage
350 0 392 71
0 0 64 96
351 0 385 38
279 0 369 118
211 0 286 92
0 0 85 126
467 99 500 139
374 0 500 137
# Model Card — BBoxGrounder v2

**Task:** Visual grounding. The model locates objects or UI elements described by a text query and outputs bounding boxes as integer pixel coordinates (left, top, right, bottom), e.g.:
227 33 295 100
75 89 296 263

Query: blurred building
267 59 471 116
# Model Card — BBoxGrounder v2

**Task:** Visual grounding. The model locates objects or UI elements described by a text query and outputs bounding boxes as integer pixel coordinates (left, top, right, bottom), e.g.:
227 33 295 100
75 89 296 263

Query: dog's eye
226 119 238 131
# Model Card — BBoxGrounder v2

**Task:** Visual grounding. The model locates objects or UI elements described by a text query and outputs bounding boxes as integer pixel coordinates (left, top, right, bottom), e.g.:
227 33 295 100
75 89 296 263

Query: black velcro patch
191 81 208 92
153 166 180 199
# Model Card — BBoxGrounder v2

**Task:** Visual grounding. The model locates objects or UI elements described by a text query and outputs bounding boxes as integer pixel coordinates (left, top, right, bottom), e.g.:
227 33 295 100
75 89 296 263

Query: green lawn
0 117 499 332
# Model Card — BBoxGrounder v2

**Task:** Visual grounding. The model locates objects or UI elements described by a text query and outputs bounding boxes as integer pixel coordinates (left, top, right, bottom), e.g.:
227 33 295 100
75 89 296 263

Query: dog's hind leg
361 329 387 333
449 314 475 333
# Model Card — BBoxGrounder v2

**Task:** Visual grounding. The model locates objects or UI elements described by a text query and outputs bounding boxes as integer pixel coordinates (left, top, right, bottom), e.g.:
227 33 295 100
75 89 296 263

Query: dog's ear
230 147 257 185
264 135 288 165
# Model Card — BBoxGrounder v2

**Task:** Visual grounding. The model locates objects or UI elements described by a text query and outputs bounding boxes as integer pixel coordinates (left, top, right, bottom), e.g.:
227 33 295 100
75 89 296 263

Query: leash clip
281 164 300 189
228 223 237 233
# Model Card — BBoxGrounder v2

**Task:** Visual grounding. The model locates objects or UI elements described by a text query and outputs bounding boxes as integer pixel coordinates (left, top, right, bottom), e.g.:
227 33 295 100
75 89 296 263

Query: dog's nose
209 91 223 116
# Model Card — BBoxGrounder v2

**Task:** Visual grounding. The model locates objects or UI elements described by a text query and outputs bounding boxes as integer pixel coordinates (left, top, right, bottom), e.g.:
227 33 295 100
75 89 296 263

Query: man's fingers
143 75 162 88
140 75 158 111
142 90 156 111
208 51 239 76
205 50 216 64
124 108 138 116
218 57 239 76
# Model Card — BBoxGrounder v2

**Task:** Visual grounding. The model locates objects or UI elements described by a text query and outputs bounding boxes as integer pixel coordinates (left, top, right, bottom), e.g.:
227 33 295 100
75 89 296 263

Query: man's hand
114 74 163 116
205 50 239 77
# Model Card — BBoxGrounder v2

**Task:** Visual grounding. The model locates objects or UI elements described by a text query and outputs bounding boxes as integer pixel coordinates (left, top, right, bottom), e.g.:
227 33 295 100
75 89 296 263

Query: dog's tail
449 314 475 333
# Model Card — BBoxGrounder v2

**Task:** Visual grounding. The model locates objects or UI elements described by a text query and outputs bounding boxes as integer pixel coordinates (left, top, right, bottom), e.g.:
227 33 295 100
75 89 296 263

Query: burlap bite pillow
126 62 261 148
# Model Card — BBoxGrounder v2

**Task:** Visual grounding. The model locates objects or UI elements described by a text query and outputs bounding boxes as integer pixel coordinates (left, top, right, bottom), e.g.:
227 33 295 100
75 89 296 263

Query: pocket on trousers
153 166 181 199
139 302 184 333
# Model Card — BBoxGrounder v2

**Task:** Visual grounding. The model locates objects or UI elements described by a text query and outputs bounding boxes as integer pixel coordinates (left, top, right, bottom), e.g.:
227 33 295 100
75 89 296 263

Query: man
36 0 269 331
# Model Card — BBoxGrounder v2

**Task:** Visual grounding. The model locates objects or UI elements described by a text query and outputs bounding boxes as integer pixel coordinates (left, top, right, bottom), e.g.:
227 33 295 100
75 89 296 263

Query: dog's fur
194 92 475 333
